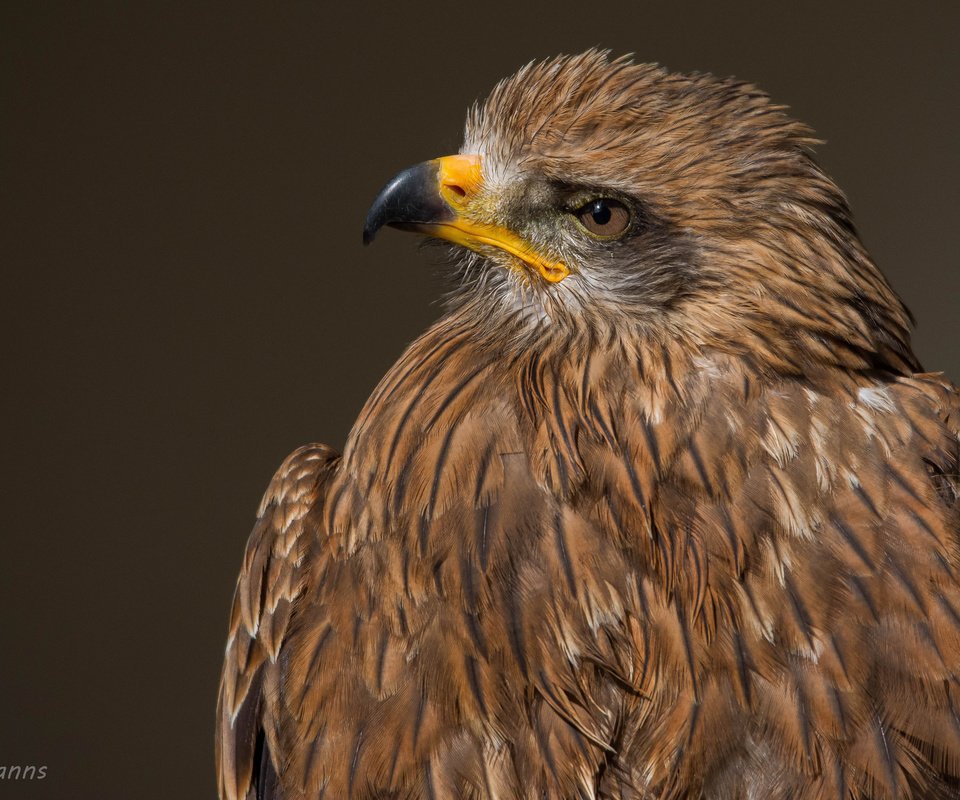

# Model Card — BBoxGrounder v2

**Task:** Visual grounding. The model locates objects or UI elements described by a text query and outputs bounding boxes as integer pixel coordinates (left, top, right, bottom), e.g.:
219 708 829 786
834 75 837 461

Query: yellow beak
363 154 570 284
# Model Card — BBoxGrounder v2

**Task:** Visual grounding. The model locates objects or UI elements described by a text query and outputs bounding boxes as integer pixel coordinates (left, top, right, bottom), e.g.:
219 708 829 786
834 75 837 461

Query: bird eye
574 198 631 238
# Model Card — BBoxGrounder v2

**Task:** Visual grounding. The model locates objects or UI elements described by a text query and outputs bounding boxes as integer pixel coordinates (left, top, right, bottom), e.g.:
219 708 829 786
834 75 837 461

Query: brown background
1 2 957 798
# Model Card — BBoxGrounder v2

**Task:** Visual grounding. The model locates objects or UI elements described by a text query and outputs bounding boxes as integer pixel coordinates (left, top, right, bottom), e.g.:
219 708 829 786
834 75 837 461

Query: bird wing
216 443 340 800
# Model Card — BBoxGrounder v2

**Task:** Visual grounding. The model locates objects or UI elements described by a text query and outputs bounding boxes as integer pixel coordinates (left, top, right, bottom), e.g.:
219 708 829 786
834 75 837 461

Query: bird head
364 50 915 373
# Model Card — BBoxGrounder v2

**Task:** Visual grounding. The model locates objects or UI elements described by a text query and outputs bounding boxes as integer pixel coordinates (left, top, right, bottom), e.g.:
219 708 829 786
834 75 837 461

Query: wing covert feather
216 443 340 800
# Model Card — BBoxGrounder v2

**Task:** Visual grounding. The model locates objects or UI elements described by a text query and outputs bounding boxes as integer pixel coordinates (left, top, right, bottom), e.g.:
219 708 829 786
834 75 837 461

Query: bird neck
340 314 711 505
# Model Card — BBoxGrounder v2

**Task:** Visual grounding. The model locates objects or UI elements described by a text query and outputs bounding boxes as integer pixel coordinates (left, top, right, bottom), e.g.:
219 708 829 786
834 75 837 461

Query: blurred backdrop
1 2 957 797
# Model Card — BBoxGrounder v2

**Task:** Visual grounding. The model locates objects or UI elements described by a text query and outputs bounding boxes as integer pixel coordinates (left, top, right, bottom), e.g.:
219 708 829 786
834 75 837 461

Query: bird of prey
216 51 960 799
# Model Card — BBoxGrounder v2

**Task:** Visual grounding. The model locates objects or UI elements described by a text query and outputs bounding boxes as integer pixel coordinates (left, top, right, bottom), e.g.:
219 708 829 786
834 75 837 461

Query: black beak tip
362 201 388 246
361 160 451 248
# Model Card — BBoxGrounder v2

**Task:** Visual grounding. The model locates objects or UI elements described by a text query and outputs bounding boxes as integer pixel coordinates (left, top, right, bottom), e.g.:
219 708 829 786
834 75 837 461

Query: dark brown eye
574 198 630 237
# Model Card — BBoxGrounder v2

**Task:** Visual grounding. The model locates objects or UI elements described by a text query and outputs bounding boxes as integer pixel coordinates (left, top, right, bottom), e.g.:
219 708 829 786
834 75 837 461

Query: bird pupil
591 201 611 226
